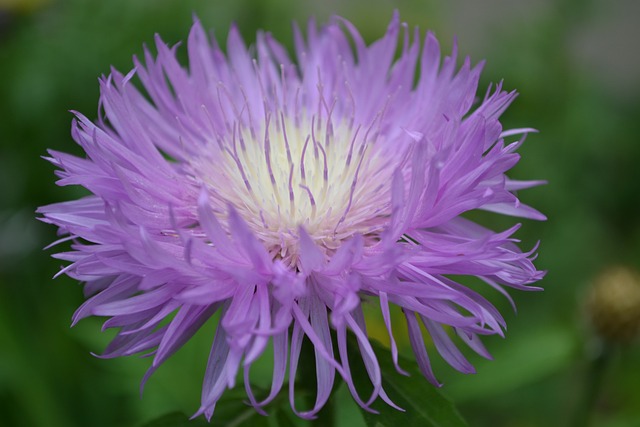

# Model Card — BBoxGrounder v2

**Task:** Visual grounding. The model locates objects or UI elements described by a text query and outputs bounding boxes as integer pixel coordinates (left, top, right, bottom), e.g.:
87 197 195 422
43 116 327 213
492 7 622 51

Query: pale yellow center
195 116 392 265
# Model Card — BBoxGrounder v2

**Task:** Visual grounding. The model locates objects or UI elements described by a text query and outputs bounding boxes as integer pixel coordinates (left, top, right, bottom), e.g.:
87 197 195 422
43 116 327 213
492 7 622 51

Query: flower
38 12 545 420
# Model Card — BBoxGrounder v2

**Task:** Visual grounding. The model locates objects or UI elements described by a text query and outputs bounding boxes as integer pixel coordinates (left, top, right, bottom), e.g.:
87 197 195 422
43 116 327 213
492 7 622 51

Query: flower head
39 12 545 419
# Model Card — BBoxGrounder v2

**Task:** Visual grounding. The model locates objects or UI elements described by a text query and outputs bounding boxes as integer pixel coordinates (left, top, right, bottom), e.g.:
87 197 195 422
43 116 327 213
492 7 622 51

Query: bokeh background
1 0 639 426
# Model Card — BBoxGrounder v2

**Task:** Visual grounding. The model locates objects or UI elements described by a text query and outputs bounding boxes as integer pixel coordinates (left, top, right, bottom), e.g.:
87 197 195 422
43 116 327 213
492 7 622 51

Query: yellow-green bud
587 266 640 343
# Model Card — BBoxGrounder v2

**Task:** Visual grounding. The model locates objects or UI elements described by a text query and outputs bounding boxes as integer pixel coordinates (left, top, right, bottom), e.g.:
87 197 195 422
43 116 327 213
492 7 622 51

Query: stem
570 341 614 427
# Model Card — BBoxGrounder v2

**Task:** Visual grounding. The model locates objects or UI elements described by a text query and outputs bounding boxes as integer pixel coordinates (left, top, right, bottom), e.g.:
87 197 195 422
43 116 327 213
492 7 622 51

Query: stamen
343 71 356 129
325 98 337 148
335 144 368 235
228 123 252 192
252 58 268 104
236 109 247 151
280 112 293 166
316 67 323 130
274 105 281 133
225 144 252 192
299 184 317 219
263 114 277 186
362 111 381 147
300 135 310 183
280 64 288 116
316 142 328 186
288 163 295 215
310 116 319 158
345 125 361 166
239 87 256 139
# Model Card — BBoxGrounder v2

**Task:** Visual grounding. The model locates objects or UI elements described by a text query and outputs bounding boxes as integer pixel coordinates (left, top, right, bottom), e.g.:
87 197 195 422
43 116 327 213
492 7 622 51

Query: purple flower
39 12 545 420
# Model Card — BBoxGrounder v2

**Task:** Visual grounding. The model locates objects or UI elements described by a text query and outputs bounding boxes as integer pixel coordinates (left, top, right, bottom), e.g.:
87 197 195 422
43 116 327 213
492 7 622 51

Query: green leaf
349 338 468 427
140 412 210 427
445 325 577 401
140 391 272 427
274 409 300 427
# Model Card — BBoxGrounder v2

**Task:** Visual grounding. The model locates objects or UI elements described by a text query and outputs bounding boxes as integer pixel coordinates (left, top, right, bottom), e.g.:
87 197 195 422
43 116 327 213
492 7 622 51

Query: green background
1 0 639 426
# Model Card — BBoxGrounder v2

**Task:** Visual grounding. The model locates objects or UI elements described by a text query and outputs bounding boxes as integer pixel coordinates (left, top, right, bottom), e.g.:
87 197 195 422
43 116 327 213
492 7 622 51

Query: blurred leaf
445 324 577 401
350 337 468 427
141 412 210 427
140 389 273 427
140 408 270 427
275 409 299 427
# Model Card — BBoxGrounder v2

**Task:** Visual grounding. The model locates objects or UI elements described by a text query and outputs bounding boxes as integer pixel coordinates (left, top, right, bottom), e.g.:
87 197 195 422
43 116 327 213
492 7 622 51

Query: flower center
193 114 392 265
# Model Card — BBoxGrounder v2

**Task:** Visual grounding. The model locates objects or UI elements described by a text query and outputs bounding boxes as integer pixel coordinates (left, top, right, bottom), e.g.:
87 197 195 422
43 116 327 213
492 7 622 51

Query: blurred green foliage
1 0 639 426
